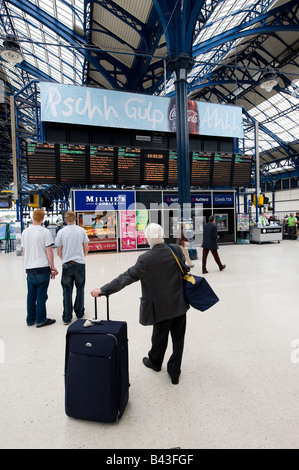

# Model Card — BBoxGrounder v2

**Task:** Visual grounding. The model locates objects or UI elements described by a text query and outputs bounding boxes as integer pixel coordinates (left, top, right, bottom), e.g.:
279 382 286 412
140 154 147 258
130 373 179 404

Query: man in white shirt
21 208 58 327
55 211 89 325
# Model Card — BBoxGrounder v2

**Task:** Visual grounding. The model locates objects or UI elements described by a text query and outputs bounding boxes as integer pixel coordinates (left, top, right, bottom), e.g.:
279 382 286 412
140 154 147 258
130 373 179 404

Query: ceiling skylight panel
270 93 288 106
287 109 299 124
46 44 59 59
277 118 299 137
13 16 27 35
61 62 75 76
37 0 54 16
36 60 50 75
277 99 292 112
5 66 22 86
287 93 299 105
218 17 232 30
60 52 73 70
46 52 60 70
41 24 61 43
267 121 288 136
259 105 277 118
251 110 267 123
56 3 73 28
49 68 61 81
27 26 43 43
46 45 61 64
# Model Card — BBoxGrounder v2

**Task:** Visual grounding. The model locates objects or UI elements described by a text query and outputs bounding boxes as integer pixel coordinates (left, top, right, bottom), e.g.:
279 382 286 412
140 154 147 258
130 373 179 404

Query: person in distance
202 215 226 274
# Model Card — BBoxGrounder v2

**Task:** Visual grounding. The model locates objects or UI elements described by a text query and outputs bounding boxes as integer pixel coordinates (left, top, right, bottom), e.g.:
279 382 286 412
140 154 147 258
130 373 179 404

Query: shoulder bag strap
169 245 185 275
169 245 196 285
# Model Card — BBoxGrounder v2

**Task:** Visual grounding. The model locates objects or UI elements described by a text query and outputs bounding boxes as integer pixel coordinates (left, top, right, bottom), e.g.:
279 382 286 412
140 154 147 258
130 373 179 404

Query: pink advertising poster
120 211 137 250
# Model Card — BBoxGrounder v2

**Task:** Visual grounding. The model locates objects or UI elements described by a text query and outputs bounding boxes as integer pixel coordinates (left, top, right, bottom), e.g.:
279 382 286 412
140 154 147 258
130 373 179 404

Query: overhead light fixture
260 70 278 93
0 36 23 66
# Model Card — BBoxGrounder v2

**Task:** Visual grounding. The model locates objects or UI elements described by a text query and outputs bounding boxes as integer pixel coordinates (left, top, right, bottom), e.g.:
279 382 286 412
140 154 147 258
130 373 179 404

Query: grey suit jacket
100 243 188 326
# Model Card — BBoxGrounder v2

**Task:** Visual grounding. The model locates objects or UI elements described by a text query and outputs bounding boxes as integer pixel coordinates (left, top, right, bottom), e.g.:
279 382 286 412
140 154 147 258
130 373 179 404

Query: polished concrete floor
1 240 299 449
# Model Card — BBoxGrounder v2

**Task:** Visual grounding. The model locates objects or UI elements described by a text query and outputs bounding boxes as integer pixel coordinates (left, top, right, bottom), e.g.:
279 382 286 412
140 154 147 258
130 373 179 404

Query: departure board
27 142 57 183
142 150 167 185
90 145 115 184
232 154 252 187
212 153 233 187
168 150 178 185
191 152 212 186
59 144 86 183
117 147 141 185
27 141 250 189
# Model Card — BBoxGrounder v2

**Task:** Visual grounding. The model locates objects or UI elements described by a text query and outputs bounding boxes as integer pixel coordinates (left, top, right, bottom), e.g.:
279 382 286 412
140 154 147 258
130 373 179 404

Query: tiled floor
1 240 299 449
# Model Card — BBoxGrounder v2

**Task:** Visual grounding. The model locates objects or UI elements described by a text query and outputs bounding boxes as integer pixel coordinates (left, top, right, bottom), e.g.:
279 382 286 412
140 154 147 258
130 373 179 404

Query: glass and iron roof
0 0 299 196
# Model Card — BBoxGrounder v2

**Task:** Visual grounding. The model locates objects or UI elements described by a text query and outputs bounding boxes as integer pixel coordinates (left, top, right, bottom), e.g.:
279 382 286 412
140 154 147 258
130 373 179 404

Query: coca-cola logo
169 107 176 121
187 110 198 123
168 106 198 123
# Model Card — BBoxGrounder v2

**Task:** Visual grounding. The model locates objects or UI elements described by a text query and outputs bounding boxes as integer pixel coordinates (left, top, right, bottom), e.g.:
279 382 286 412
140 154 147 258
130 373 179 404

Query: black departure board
27 142 57 183
212 153 233 187
27 141 251 189
117 147 141 185
59 144 86 183
232 154 252 187
90 145 115 184
191 152 212 186
168 150 178 185
141 150 167 185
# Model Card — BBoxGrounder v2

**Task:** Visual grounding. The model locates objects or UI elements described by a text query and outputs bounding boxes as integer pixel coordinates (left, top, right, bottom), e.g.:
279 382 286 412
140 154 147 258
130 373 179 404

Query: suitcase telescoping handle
94 294 110 321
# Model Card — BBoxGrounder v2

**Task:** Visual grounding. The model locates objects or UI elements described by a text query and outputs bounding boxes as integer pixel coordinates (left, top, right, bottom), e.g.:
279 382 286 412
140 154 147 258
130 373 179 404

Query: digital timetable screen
90 145 115 184
168 150 178 185
117 147 141 185
212 153 233 187
232 154 252 187
141 150 167 185
59 144 86 184
27 142 252 188
191 152 212 186
27 142 57 183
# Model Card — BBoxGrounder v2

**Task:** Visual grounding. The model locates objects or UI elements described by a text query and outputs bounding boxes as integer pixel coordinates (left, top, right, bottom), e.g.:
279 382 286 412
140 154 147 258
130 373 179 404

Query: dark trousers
26 271 50 326
287 225 296 240
202 247 223 271
61 262 86 323
148 314 186 378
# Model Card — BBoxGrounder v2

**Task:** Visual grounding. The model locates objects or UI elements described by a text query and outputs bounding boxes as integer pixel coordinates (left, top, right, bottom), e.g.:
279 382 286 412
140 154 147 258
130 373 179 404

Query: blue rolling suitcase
65 295 129 423
188 247 198 260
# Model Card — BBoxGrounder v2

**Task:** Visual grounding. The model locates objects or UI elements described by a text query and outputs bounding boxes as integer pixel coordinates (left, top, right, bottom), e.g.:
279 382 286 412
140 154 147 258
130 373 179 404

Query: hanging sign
40 82 244 138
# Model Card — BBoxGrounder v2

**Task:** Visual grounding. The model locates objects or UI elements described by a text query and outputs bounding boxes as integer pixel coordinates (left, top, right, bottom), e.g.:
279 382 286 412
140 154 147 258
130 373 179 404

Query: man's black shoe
170 376 179 385
142 357 161 372
36 318 56 328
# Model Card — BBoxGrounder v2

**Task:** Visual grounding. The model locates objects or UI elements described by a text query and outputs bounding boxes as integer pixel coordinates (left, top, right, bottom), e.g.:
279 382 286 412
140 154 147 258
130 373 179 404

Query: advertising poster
237 213 250 244
40 82 243 138
0 223 6 240
136 210 149 247
120 211 137 251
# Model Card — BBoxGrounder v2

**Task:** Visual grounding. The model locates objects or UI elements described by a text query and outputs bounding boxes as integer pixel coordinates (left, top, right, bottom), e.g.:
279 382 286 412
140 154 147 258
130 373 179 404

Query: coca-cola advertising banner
40 82 244 138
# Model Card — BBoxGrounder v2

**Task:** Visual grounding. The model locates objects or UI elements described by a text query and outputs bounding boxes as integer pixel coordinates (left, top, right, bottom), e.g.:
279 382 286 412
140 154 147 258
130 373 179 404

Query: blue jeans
61 262 86 323
27 271 51 326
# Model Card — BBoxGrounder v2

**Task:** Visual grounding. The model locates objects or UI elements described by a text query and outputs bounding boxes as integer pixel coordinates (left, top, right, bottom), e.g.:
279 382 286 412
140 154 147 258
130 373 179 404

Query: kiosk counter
250 224 282 244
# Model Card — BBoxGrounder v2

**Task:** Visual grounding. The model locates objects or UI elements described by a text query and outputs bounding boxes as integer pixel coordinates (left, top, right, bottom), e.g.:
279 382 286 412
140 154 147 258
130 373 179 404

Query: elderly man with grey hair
90 223 189 384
